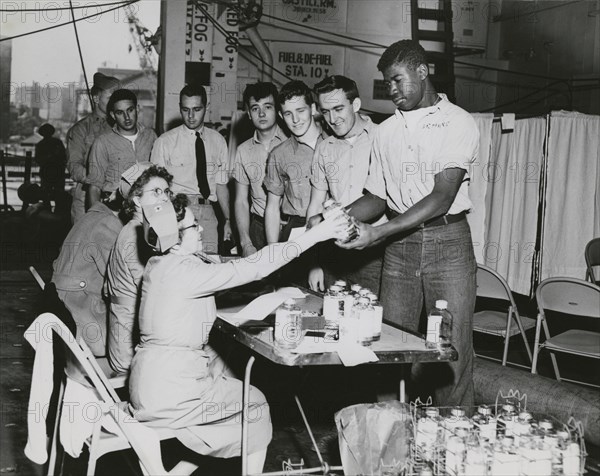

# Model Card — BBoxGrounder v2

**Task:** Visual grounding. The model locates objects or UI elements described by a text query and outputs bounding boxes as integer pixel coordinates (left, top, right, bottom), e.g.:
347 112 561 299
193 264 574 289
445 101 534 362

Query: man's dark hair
243 82 278 110
313 75 359 103
90 85 101 98
108 89 138 112
277 80 314 108
172 194 191 241
377 40 428 73
122 165 173 220
180 84 207 106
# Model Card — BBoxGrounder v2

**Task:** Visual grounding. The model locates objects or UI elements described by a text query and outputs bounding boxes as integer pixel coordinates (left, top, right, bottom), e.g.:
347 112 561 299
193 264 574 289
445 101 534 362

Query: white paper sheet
217 287 307 325
288 226 307 241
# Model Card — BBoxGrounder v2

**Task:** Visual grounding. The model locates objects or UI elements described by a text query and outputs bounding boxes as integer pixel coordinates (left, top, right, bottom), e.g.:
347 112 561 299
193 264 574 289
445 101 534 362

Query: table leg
242 355 255 476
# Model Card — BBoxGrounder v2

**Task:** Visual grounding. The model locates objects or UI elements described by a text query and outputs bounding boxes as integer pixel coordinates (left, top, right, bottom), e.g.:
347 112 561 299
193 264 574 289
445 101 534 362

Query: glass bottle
367 293 383 342
274 298 302 348
322 198 359 244
425 300 453 350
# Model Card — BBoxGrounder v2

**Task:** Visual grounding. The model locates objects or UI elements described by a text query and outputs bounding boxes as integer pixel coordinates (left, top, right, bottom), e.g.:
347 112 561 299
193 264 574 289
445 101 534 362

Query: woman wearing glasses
128 197 349 474
105 164 174 374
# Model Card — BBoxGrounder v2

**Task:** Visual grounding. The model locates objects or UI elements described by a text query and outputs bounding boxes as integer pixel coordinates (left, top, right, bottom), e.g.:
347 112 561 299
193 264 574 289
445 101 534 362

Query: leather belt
387 209 466 228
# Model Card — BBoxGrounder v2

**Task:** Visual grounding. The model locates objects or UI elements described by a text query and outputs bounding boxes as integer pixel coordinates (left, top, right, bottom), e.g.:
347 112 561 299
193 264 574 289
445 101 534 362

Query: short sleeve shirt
150 124 229 200
87 125 157 192
263 131 327 217
365 94 479 215
311 116 376 207
232 126 286 217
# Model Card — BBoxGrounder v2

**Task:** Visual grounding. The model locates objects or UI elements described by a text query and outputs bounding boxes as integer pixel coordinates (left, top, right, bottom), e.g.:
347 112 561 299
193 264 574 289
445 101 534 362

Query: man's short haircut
108 89 138 112
313 75 359 103
90 85 101 98
243 82 278 109
180 84 207 106
172 194 191 242
277 80 314 108
122 165 173 220
377 40 428 72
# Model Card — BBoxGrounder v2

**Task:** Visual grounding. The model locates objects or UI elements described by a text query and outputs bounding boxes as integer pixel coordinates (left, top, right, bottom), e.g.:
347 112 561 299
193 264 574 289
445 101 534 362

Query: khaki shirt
233 126 286 217
87 125 157 192
263 130 327 217
66 112 112 184
150 124 229 200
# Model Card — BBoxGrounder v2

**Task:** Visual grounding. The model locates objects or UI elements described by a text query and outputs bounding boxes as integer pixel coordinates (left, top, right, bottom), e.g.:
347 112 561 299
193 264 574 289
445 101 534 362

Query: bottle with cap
476 404 497 443
425 300 453 350
366 293 383 341
274 299 302 348
355 296 373 346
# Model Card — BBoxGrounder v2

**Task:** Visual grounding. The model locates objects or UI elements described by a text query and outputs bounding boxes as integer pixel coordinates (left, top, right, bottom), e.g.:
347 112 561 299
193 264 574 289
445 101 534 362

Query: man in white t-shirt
338 40 479 408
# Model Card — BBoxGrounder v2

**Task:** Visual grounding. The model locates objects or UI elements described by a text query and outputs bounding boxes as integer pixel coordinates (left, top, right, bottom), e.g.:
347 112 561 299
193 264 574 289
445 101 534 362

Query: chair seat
474 311 536 337
543 329 600 357
95 420 176 456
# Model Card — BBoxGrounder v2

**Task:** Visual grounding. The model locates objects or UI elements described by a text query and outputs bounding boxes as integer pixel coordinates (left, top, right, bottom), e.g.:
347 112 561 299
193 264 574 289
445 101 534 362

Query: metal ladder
410 0 456 102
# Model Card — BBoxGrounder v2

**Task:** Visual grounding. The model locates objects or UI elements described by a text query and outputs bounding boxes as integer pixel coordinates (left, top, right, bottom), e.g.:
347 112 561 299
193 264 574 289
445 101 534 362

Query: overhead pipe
239 1 273 82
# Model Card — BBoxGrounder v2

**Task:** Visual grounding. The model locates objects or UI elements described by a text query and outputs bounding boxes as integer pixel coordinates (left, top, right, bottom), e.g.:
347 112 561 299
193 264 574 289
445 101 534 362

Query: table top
214 288 458 367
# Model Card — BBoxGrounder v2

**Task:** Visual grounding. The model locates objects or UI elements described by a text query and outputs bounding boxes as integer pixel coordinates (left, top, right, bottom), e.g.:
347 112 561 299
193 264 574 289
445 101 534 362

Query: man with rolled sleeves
233 82 286 257
150 84 231 254
87 89 157 209
66 72 119 223
339 40 479 407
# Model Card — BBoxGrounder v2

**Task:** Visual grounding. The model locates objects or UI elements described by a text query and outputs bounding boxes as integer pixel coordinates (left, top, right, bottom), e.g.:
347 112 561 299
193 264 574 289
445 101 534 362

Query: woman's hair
122 165 173 220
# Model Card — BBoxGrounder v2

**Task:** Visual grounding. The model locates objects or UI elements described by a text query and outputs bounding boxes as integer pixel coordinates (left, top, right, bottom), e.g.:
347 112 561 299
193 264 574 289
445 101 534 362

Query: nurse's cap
142 201 179 253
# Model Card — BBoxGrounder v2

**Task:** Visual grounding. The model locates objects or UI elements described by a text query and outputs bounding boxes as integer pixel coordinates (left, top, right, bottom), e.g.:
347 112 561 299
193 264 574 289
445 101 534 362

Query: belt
387 209 466 228
281 214 306 227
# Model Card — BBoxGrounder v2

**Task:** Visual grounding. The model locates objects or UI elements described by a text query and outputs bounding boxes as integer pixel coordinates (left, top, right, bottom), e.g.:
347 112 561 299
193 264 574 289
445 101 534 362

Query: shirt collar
345 114 373 139
394 93 446 120
184 124 204 137
291 127 326 152
251 125 284 145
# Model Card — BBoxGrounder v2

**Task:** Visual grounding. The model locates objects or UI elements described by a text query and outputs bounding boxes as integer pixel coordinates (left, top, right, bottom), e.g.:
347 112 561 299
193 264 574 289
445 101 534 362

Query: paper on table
217 287 307 325
292 338 379 367
288 226 307 241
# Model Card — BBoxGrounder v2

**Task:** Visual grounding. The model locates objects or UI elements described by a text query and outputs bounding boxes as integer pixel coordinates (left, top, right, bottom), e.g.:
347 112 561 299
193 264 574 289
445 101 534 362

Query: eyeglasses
142 187 173 199
181 220 200 232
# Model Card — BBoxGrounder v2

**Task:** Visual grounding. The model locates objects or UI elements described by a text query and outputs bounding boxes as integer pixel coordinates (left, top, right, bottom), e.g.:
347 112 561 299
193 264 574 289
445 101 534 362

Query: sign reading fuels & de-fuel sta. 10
272 44 345 82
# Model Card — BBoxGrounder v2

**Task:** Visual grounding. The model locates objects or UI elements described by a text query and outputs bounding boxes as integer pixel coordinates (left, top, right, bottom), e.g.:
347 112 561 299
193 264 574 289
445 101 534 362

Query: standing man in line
264 80 326 245
339 40 479 407
151 84 231 254
66 72 119 223
87 89 157 209
305 75 384 294
233 82 286 257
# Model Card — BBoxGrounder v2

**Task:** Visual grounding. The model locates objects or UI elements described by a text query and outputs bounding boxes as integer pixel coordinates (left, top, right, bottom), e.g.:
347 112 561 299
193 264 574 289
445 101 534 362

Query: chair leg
501 308 514 366
86 420 102 476
47 379 65 476
540 315 562 381
514 313 534 363
531 313 542 374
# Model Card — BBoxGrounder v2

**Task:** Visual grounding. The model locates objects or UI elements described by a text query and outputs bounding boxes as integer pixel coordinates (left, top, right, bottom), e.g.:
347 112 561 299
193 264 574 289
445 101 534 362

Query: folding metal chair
28 265 127 390
473 264 536 367
25 313 196 476
585 237 600 285
532 277 600 388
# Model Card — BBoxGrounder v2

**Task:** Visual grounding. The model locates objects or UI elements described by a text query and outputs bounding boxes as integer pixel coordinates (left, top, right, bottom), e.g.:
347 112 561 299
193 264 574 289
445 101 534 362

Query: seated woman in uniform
128 195 348 474
105 164 174 374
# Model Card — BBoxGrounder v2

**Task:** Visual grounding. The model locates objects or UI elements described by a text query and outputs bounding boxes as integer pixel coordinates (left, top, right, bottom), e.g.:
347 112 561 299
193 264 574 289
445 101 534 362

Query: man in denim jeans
338 40 479 407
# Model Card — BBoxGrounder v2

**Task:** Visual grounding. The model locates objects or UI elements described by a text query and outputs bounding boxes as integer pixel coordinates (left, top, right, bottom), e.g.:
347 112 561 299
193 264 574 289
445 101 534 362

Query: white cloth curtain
541 111 600 280
484 117 547 295
468 113 494 263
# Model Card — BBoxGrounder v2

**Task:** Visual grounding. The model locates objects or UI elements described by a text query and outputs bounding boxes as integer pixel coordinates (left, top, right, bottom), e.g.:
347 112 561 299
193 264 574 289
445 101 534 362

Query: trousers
380 218 477 407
